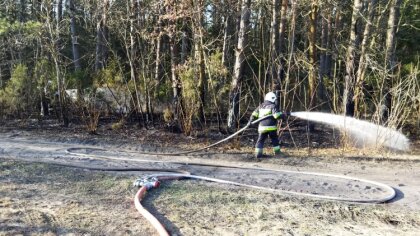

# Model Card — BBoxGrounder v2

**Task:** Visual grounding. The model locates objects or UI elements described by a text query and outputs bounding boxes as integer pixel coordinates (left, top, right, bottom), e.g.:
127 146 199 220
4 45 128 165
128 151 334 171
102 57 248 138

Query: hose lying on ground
0 157 190 174
134 185 170 236
1 113 398 236
133 171 396 236
2 155 397 236
64 145 397 203
70 115 270 157
3 152 398 236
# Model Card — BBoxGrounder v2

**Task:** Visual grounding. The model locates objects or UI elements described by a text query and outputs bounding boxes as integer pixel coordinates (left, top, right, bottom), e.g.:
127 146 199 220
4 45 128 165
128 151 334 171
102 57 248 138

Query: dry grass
151 181 420 236
2 161 417 236
0 161 153 236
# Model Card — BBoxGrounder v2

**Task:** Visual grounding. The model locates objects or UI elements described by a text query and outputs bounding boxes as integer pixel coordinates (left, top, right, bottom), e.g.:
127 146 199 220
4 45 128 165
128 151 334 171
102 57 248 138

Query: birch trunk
381 0 402 123
129 0 146 125
343 0 362 116
282 0 295 109
227 0 251 131
277 0 288 103
154 0 164 92
193 0 206 123
270 0 280 105
354 0 378 115
308 1 318 111
170 37 182 120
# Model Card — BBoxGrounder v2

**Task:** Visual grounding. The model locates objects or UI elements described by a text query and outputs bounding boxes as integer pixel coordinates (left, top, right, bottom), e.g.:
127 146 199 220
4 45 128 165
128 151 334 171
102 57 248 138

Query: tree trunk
222 14 235 68
57 0 62 21
19 0 26 22
180 22 188 65
343 0 363 117
277 0 288 106
128 0 146 125
318 9 330 111
170 36 182 121
282 0 295 109
40 87 49 117
326 12 333 81
308 1 318 111
257 6 266 96
154 0 164 93
354 0 378 115
227 0 251 131
270 0 280 105
193 0 206 124
223 0 239 66
55 0 68 126
210 0 222 36
331 5 343 113
54 58 67 125
381 0 402 124
69 0 81 71
95 0 109 71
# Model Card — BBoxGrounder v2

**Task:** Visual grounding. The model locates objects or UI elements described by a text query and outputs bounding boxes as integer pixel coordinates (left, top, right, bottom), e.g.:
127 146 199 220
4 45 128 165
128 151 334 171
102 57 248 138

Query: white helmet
264 92 276 103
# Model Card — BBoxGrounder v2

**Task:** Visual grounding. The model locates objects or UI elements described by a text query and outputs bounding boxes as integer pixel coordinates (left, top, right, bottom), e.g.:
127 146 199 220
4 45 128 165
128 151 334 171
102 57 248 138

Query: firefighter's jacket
251 101 283 133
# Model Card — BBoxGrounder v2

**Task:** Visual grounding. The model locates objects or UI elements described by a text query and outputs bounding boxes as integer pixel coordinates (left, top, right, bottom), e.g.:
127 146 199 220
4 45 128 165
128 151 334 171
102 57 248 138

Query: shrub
0 64 39 117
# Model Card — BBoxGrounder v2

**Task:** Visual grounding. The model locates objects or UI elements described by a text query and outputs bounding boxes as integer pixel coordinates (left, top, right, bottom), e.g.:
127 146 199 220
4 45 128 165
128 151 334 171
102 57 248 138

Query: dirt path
1 133 419 209
1 130 420 235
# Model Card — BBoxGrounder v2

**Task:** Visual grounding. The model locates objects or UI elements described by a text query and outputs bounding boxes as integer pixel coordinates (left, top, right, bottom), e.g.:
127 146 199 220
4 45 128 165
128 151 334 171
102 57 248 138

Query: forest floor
0 118 420 235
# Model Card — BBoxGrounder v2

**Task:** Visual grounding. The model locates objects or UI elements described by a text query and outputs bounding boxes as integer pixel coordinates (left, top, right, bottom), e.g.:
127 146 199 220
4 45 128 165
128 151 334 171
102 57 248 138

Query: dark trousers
255 131 279 149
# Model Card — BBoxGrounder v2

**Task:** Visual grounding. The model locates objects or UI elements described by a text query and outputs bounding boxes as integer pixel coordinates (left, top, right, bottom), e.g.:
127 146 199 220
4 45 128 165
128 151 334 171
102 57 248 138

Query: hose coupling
133 176 161 190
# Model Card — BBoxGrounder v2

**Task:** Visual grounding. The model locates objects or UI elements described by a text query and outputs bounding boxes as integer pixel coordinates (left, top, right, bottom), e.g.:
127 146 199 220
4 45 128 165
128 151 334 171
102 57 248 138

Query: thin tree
166 1 183 124
308 0 318 111
44 0 68 126
193 0 207 124
381 0 402 124
282 0 295 109
227 0 251 131
95 0 109 71
343 0 363 117
318 7 331 111
128 0 147 126
222 1 236 69
154 0 164 97
277 0 288 107
69 0 81 71
270 0 280 105
354 0 378 115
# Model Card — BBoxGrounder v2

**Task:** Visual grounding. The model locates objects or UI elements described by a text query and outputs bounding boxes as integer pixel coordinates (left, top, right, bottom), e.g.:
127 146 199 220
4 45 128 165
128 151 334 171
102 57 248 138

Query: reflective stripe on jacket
252 101 282 133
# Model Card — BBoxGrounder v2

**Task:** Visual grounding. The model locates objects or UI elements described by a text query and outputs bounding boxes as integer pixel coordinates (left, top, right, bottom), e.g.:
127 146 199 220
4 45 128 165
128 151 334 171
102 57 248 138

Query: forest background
0 0 418 137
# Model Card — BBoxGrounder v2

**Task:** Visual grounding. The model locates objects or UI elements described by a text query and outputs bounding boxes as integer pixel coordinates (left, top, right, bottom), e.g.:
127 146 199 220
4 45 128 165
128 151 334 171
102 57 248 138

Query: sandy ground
1 123 420 235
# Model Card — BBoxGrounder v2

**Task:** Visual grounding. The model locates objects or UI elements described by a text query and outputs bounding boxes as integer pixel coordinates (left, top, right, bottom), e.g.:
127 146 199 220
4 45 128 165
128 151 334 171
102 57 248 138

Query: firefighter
249 92 289 158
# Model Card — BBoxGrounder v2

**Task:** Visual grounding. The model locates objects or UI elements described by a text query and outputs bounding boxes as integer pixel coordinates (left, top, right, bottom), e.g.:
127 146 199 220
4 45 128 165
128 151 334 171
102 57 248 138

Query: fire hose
132 173 396 236
1 114 396 235
62 114 397 235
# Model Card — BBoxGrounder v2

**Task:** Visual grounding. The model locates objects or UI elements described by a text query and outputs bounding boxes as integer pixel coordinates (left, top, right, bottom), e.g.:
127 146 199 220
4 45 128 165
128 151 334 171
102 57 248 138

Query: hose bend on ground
132 171 396 236
4 113 398 235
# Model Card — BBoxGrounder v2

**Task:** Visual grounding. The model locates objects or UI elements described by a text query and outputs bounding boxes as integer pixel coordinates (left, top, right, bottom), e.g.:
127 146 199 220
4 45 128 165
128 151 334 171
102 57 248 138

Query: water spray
291 111 410 151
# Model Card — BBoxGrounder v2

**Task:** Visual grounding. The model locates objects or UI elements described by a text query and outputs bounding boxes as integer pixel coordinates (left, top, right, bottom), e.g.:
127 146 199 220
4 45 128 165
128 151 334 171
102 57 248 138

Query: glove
280 111 291 120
